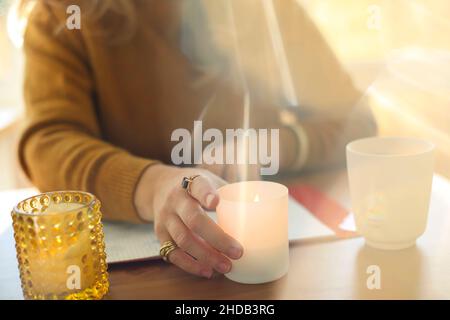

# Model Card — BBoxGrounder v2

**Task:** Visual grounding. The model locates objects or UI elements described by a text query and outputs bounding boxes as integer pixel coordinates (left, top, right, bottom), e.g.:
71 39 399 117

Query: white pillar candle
217 181 289 284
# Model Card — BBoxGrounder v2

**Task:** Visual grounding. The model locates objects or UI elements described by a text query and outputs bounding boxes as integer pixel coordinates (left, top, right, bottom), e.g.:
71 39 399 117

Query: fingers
165 214 233 274
189 175 220 210
154 169 244 279
176 198 243 260
169 250 213 278
157 230 214 279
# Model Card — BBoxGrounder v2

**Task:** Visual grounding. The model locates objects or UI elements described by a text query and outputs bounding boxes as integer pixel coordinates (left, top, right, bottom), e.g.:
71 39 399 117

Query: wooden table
1 170 450 299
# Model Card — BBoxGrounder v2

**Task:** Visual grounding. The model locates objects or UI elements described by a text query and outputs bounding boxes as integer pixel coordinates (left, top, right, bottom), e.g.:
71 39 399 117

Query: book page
103 196 335 263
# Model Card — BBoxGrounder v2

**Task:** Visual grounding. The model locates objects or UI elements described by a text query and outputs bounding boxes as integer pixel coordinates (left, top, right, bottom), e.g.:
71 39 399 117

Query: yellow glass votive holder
11 191 109 300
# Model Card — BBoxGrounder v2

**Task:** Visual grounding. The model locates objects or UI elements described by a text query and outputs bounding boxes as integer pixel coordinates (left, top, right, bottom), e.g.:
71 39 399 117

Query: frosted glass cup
346 137 434 250
217 181 289 284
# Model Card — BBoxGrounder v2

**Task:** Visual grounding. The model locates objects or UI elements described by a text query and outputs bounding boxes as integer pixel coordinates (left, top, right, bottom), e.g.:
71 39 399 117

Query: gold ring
181 175 200 196
159 240 178 262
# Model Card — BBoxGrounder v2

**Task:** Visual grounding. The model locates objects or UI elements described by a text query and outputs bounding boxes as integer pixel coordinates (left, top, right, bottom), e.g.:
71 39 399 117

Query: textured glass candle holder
11 191 109 300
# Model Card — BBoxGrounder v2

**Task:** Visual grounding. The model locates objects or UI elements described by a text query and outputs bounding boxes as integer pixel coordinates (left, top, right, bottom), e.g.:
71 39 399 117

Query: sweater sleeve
19 3 155 223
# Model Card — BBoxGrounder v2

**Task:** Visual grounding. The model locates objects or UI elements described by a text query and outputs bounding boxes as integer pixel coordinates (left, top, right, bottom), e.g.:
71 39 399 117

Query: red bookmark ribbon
288 184 357 238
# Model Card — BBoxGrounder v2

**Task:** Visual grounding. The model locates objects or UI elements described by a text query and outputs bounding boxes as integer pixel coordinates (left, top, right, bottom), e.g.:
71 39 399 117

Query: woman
19 0 376 278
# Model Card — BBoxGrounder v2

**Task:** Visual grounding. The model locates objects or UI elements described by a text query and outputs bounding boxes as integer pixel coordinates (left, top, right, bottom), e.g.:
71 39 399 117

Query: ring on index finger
181 175 200 196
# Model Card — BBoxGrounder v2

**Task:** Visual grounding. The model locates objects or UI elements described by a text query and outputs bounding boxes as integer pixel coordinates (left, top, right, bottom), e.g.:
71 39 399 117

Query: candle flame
253 194 260 202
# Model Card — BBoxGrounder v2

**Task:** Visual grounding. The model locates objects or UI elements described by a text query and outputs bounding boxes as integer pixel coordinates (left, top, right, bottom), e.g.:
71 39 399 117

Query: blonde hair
20 0 138 43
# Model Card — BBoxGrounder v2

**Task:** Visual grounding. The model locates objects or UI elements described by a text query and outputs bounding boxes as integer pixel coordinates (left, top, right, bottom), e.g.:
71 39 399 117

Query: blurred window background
298 0 450 177
1 0 23 117
0 0 25 189
0 0 449 190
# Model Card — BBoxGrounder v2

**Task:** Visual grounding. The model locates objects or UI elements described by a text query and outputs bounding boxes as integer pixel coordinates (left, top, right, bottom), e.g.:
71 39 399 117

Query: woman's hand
135 164 243 278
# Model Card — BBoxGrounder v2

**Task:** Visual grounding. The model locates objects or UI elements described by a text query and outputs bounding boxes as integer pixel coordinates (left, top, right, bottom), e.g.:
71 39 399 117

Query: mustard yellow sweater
19 0 376 223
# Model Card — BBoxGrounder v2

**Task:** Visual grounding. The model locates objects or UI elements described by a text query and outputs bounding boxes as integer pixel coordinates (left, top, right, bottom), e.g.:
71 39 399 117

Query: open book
103 196 341 264
0 188 355 264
